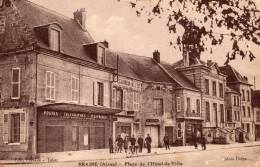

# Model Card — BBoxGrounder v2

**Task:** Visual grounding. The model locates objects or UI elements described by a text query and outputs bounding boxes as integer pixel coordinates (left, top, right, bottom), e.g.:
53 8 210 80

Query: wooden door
45 126 64 153
165 126 173 145
95 127 105 149
71 126 79 151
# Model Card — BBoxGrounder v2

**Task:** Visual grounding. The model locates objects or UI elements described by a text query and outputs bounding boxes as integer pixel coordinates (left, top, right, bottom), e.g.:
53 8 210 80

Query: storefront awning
37 103 122 115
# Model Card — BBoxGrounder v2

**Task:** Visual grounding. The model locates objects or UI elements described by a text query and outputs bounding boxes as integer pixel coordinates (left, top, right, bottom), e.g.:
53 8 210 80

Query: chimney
153 50 160 63
73 8 86 30
102 40 109 48
244 76 248 81
207 60 212 66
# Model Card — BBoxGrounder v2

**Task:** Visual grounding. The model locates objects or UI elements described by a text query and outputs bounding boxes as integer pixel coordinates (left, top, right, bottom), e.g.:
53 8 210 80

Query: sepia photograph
0 0 260 166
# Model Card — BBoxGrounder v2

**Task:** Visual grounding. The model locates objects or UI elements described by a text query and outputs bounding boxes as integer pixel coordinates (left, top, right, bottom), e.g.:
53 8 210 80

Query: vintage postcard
0 0 259 167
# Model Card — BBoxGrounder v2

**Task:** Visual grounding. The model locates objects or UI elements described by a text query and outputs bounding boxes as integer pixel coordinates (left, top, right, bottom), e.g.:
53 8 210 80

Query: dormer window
34 22 62 52
98 46 105 65
50 28 60 52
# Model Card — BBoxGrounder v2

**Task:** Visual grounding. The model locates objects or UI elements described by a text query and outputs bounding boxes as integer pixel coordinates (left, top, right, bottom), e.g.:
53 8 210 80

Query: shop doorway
145 125 159 147
45 126 64 153
95 127 105 149
71 126 79 151
165 126 174 145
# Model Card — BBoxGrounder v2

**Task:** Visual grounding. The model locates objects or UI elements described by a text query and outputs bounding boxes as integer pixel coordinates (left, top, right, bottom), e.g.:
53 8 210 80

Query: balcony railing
185 112 202 117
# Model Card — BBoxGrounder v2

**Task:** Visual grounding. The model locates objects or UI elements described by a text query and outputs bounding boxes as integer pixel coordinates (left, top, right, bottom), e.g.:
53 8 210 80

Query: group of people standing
191 131 206 150
109 134 152 154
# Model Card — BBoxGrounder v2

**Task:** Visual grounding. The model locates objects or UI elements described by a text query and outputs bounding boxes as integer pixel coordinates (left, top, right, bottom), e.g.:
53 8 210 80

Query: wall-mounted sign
41 111 108 120
146 119 159 122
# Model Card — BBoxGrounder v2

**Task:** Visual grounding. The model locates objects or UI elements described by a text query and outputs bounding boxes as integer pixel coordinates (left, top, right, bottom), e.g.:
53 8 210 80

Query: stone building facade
0 0 256 160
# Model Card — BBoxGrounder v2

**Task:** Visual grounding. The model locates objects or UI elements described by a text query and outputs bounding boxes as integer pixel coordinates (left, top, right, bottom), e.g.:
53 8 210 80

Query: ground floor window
3 112 26 143
177 123 182 138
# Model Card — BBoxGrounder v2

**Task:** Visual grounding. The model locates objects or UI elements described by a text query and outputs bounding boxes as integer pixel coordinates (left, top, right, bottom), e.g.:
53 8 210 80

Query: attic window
50 29 60 52
98 46 105 65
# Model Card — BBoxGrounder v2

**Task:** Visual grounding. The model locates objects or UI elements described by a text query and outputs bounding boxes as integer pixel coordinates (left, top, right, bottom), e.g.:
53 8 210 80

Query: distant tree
117 0 260 64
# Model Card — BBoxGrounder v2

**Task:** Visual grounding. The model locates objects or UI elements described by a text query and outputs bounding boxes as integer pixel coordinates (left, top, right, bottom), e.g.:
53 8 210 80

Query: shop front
37 103 121 153
176 118 203 146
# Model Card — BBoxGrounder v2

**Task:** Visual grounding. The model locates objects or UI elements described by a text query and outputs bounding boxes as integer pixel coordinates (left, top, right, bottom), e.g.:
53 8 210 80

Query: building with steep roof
252 90 260 141
0 0 256 160
0 0 119 159
219 65 254 141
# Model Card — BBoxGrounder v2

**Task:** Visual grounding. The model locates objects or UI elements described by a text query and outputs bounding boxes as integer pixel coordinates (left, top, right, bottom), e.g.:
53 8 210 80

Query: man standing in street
116 135 123 153
163 133 170 150
130 135 136 154
109 135 114 153
145 134 152 153
137 134 144 153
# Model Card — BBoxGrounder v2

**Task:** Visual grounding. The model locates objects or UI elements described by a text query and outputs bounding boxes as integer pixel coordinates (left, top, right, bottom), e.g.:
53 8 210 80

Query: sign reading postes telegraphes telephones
40 111 108 120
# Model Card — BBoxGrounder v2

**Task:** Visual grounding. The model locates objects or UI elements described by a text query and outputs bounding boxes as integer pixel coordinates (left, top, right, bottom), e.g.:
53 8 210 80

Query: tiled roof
2 0 95 63
219 65 250 85
160 61 199 91
225 86 240 94
106 50 174 83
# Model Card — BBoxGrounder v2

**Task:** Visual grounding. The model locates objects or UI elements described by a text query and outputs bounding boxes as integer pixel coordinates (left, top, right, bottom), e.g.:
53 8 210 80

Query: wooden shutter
3 114 8 143
46 71 50 99
93 81 98 105
123 90 127 110
112 88 116 108
51 72 55 100
104 83 108 107
20 113 26 143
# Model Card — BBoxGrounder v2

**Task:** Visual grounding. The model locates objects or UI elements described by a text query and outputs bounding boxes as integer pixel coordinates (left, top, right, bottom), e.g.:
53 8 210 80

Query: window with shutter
154 99 163 115
212 81 216 96
71 77 79 103
104 83 108 107
177 96 181 112
46 71 55 100
116 89 122 108
123 90 127 110
97 82 104 106
93 81 98 105
133 92 139 111
112 88 116 108
12 68 20 99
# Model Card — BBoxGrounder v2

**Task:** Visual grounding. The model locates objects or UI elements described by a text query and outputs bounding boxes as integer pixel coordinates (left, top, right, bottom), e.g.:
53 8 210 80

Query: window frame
133 92 139 111
242 89 245 101
177 96 181 112
177 123 182 138
98 46 105 65
11 68 21 99
206 101 210 122
212 81 216 96
71 77 79 103
219 83 223 97
247 90 250 102
45 71 55 100
205 79 209 95
50 28 60 52
97 82 104 106
154 98 163 115
247 107 251 118
10 113 20 143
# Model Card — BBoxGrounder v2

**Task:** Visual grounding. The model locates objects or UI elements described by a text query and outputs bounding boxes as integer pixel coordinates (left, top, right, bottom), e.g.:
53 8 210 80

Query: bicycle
126 145 138 158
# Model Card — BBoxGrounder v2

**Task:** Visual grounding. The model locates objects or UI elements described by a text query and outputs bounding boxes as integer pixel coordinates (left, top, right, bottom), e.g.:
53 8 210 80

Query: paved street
3 145 260 167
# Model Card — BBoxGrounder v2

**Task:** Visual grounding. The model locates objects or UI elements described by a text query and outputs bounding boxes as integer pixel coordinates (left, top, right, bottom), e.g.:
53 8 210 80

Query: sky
29 0 260 89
